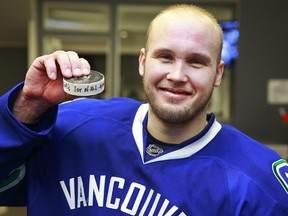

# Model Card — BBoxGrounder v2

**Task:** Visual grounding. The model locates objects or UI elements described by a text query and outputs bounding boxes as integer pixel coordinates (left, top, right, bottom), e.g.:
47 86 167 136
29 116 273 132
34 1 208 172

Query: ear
214 60 225 87
139 48 146 77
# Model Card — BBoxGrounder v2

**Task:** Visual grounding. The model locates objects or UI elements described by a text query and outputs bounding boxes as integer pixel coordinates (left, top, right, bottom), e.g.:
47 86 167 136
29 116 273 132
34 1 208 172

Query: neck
147 110 208 144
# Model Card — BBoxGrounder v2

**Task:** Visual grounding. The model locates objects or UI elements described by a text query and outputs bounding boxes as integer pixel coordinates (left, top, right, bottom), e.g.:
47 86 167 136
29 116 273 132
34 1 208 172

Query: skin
13 5 224 146
139 11 224 144
13 50 91 123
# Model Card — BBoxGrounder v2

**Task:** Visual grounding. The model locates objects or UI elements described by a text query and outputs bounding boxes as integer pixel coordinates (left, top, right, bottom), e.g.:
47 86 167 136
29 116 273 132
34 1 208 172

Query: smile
160 87 191 96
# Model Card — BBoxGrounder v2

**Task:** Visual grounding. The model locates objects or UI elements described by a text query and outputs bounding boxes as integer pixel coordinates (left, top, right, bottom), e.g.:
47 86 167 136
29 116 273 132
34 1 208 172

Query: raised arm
0 50 90 205
13 50 90 123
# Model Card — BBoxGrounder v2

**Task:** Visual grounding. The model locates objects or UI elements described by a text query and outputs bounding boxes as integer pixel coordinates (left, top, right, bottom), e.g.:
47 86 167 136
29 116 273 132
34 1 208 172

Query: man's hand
13 50 90 124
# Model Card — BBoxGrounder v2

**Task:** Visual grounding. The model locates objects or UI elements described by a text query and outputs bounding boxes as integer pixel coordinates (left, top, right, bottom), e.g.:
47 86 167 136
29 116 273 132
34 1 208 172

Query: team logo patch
146 144 164 157
0 164 25 192
272 159 288 194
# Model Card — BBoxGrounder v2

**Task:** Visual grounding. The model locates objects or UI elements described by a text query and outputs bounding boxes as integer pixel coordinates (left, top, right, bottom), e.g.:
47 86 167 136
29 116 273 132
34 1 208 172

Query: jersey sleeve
0 83 58 205
227 164 288 215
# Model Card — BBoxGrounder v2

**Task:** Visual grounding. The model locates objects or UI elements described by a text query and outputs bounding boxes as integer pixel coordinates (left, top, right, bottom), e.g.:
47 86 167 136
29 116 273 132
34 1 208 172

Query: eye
158 54 173 63
188 58 206 68
187 54 211 68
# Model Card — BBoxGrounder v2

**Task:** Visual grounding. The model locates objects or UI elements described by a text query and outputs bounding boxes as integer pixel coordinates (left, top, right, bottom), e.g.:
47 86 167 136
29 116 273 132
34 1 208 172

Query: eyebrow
188 53 211 65
151 48 173 57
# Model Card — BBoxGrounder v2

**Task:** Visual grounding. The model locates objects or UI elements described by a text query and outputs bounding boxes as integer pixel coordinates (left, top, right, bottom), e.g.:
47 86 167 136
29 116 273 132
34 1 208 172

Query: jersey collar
132 103 222 164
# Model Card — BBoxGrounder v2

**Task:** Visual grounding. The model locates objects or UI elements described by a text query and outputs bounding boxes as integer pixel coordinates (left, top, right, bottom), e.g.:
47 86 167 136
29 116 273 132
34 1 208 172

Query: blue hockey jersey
1 83 288 215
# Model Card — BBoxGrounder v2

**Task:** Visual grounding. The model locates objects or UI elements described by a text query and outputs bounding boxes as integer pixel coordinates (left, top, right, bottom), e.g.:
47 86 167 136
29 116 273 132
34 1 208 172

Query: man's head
146 4 223 64
139 4 225 125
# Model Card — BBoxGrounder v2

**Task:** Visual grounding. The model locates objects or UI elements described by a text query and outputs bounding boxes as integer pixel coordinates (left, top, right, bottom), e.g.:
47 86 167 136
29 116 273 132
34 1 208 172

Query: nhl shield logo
146 144 164 157
272 159 288 194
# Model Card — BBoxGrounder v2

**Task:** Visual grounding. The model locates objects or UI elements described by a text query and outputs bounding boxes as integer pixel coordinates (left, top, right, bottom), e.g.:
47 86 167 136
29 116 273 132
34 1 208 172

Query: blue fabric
1 84 288 215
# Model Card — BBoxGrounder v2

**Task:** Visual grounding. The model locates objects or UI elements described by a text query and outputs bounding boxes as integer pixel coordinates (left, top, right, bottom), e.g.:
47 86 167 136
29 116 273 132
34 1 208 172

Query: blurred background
0 0 287 215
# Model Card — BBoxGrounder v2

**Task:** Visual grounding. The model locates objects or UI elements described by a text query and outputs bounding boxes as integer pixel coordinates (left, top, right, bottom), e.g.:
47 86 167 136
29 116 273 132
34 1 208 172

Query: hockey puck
63 70 105 96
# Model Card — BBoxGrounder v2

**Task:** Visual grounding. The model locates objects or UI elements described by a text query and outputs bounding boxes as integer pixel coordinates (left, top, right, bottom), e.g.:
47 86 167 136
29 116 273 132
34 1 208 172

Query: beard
143 80 214 125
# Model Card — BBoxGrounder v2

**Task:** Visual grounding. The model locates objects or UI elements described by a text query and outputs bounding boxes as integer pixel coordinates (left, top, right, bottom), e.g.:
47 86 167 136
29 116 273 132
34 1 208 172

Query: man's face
139 15 224 124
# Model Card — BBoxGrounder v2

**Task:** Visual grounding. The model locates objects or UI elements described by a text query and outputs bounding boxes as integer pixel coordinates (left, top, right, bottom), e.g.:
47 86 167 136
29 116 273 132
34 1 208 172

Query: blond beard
143 80 213 124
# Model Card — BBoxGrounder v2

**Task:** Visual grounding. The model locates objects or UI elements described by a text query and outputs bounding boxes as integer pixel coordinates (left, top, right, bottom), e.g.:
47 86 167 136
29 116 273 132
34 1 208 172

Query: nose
166 62 188 82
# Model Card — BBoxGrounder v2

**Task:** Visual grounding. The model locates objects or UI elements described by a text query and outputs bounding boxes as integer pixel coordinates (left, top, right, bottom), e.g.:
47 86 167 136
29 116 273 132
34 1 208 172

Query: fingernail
50 71 57 80
83 68 89 75
74 68 81 76
65 68 72 76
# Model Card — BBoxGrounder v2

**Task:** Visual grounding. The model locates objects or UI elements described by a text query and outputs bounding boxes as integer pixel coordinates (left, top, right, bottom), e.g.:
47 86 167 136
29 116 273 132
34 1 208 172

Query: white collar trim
132 104 222 164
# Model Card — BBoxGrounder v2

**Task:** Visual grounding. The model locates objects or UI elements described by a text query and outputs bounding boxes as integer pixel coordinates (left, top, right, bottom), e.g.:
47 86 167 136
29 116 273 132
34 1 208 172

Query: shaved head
146 4 223 63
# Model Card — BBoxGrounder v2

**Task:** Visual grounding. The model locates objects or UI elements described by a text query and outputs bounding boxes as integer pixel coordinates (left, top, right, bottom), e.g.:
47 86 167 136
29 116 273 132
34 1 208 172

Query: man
1 4 288 215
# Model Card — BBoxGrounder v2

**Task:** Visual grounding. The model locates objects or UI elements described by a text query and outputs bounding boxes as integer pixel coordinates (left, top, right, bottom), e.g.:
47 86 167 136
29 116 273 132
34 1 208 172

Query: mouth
159 87 192 101
160 87 191 96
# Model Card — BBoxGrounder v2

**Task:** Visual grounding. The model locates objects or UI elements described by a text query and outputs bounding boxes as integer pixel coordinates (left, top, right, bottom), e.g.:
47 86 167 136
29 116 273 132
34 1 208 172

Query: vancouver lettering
60 175 187 215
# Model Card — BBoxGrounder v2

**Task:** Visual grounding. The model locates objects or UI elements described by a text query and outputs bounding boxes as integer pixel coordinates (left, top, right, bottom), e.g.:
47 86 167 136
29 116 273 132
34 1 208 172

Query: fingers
41 50 91 80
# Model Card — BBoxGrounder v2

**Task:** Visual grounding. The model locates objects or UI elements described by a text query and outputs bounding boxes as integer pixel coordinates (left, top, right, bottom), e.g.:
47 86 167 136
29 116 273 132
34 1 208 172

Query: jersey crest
0 164 25 192
272 159 288 194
